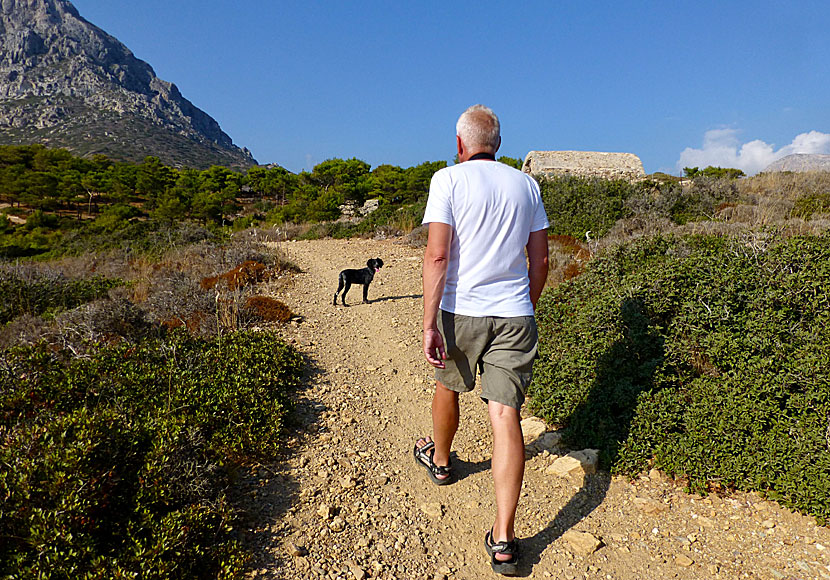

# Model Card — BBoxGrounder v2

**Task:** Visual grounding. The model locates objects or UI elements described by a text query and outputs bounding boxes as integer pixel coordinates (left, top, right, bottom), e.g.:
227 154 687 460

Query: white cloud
677 129 830 175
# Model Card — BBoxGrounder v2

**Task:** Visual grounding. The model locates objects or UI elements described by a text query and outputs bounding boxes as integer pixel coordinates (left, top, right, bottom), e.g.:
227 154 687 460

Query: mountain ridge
0 0 257 168
763 153 830 173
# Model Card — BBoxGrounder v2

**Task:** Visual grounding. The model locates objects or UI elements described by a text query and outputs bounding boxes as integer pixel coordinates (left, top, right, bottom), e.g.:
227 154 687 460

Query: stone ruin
522 151 646 181
338 198 380 222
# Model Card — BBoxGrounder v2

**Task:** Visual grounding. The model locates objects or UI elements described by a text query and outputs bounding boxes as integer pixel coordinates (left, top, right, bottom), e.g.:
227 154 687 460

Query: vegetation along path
237 237 829 580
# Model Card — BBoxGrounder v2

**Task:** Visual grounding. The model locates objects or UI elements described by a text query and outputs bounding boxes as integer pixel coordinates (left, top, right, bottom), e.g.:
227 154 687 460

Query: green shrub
669 178 742 224
624 179 744 225
684 166 745 179
792 192 830 220
231 215 258 231
23 209 60 231
538 176 637 238
0 330 304 578
530 233 830 522
50 219 217 259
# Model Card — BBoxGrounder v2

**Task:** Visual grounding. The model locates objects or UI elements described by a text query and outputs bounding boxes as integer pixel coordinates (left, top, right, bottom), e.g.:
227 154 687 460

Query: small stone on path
633 496 670 515
419 502 444 518
317 504 334 520
546 449 599 477
675 554 694 567
562 530 602 556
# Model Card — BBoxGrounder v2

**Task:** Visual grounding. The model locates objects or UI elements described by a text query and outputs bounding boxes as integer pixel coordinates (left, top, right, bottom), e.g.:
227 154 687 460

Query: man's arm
527 229 549 309
423 222 452 368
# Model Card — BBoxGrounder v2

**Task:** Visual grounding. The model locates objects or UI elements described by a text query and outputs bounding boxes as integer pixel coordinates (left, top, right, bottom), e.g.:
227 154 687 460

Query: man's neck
467 152 496 161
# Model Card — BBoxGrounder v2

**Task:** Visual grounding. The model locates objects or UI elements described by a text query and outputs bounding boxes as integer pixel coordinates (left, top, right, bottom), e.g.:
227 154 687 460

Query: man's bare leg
430 381 459 468
414 381 459 481
489 400 524 561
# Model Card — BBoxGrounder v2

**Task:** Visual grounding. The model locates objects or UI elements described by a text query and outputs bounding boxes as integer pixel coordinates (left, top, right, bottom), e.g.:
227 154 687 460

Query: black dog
333 258 383 306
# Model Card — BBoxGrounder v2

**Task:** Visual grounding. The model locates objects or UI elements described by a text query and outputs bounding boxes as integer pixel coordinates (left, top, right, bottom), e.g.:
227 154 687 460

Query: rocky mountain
0 0 256 168
763 154 830 173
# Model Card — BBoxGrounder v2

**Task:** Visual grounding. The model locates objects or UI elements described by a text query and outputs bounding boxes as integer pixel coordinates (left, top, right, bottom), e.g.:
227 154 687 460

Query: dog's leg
334 274 345 306
363 282 370 303
341 281 352 306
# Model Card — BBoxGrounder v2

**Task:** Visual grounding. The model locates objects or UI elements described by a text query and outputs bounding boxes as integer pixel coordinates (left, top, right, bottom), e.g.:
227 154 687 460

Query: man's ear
496 136 502 153
456 135 464 158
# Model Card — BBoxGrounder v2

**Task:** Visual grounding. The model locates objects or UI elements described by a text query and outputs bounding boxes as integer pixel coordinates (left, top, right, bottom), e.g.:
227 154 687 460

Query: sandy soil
234 237 830 580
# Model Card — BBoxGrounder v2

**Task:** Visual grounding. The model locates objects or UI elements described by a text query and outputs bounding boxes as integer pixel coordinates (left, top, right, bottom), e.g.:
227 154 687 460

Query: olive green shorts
435 309 538 410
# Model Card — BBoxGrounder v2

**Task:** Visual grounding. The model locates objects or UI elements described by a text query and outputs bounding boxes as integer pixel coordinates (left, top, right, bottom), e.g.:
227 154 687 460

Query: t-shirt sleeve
529 178 549 232
422 169 455 226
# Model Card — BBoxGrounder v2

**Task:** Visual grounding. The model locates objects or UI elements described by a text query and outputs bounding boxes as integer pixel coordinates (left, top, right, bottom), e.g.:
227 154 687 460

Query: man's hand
423 327 447 368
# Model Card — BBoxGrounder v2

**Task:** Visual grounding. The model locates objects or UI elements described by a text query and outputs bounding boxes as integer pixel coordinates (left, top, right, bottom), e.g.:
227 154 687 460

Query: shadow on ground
229 348 328 573
516 297 666 576
370 293 423 303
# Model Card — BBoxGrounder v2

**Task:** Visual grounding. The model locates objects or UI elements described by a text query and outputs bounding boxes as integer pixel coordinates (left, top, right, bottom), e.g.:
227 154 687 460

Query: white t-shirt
422 159 549 317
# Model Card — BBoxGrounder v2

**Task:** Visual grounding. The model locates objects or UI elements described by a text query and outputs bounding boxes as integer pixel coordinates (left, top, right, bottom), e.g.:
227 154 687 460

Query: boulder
520 418 547 446
538 431 563 451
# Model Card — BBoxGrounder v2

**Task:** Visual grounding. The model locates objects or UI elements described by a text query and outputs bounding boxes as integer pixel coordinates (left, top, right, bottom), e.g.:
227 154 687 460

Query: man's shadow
517 297 666 575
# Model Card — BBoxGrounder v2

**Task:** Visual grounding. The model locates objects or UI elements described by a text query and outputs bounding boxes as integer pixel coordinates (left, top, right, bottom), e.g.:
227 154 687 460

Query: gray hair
456 104 500 152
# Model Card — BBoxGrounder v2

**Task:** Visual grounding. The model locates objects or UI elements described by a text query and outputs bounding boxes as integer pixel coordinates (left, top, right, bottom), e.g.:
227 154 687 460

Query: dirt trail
237 238 830 580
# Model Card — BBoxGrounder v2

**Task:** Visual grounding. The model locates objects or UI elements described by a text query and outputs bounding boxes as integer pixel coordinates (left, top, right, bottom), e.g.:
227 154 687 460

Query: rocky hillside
764 154 830 173
0 0 256 169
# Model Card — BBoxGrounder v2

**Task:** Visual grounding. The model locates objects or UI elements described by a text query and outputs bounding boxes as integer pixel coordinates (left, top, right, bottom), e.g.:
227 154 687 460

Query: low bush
244 295 293 323
546 234 592 287
41 219 217 260
669 178 743 224
792 192 830 220
0 330 304 578
623 178 744 226
538 176 637 239
0 267 124 324
530 232 830 522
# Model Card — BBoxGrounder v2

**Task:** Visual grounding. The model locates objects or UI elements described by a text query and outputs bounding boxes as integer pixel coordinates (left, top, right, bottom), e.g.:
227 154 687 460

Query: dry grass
545 234 593 288
201 261 270 291
1 230 302 347
387 212 418 234
739 171 830 200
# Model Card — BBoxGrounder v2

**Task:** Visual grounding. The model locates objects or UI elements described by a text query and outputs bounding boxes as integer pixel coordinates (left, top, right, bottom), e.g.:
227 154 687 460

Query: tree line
0 144 524 226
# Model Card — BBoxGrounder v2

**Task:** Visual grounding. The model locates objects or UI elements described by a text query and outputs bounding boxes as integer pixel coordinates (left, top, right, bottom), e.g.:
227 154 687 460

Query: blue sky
70 0 830 175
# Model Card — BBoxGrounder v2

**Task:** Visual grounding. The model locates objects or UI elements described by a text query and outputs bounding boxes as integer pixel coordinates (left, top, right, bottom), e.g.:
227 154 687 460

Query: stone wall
523 151 645 181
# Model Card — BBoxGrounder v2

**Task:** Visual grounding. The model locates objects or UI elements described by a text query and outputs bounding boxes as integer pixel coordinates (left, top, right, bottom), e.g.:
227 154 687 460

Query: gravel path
236 238 830 580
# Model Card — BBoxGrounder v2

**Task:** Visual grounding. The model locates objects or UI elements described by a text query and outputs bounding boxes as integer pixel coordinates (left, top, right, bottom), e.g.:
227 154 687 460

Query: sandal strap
432 462 451 476
486 530 518 555
490 539 518 555
415 441 451 475
418 441 435 453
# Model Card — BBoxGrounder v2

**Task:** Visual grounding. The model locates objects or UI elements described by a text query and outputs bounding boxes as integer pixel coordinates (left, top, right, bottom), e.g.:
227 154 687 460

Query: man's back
423 160 548 318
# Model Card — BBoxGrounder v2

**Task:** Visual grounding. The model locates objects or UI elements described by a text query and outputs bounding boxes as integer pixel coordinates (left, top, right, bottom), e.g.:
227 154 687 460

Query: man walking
414 104 549 575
